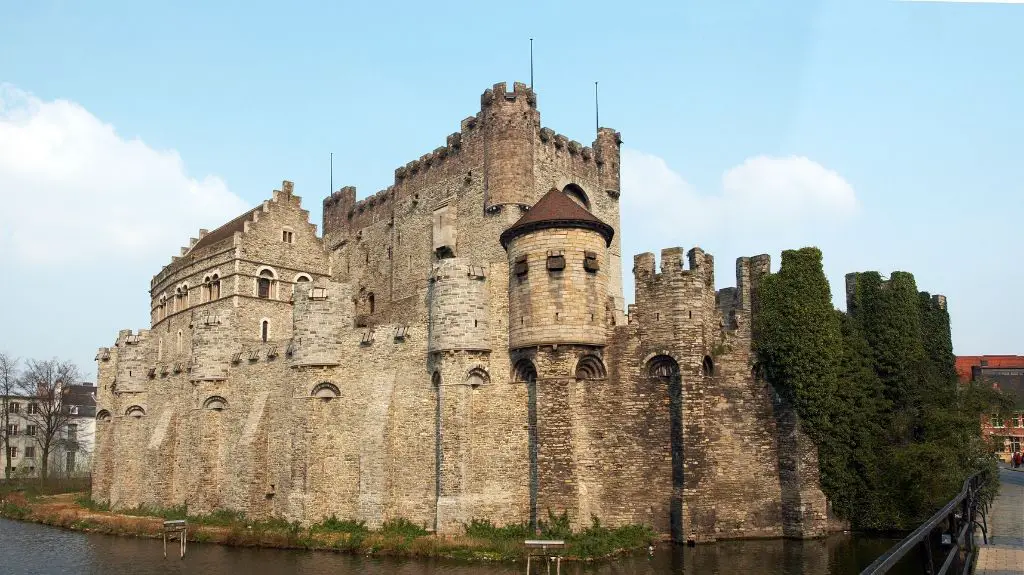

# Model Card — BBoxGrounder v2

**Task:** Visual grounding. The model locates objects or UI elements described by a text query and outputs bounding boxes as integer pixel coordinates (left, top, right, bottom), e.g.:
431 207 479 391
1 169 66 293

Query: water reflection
1 519 906 575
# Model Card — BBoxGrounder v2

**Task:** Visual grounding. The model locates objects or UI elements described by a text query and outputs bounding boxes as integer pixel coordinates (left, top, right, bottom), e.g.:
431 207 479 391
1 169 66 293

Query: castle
92 82 838 542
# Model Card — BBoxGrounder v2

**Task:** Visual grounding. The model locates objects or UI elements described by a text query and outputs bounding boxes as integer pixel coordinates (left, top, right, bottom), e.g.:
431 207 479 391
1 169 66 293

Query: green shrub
380 517 428 538
311 515 368 535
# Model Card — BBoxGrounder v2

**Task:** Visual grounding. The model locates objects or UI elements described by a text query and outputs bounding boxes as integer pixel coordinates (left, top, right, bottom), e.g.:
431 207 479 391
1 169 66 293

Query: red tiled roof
956 355 1024 382
499 189 614 248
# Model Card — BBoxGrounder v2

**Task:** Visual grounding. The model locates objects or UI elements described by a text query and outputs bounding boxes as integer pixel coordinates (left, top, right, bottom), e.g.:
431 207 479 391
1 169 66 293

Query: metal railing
859 473 989 575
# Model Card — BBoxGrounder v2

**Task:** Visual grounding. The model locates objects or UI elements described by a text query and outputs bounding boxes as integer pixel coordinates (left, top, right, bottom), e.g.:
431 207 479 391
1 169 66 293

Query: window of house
26 425 36 436
68 405 79 415
7 446 17 459
211 274 221 299
7 402 19 413
6 424 18 436
24 446 35 459
282 230 294 243
1014 412 1023 428
991 413 1005 428
258 270 274 299
65 451 76 473
1012 437 1022 453
67 424 78 442
27 403 37 415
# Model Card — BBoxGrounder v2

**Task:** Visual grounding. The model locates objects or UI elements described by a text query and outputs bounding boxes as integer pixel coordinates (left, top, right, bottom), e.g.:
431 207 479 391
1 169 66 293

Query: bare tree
1 352 19 479
18 358 80 479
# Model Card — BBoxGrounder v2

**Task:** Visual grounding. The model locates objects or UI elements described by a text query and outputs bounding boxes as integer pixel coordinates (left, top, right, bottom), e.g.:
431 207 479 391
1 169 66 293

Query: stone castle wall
92 83 837 543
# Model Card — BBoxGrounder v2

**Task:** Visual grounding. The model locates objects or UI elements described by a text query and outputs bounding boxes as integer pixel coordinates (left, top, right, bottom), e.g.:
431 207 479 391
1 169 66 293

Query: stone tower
482 82 539 209
500 188 615 525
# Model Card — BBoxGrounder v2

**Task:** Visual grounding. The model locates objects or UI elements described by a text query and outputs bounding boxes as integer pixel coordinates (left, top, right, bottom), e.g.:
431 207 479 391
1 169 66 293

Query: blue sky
1 0 1021 377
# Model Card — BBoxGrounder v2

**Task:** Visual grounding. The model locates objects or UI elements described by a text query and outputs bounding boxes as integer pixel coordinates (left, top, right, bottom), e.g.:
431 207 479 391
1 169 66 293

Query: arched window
467 368 489 389
203 396 228 411
702 355 715 377
261 320 269 343
96 409 111 422
211 274 221 299
513 359 538 383
176 330 183 354
574 355 607 380
647 355 681 381
181 284 190 308
311 382 340 400
257 269 274 299
203 276 212 301
295 274 311 284
562 184 590 210
125 405 146 418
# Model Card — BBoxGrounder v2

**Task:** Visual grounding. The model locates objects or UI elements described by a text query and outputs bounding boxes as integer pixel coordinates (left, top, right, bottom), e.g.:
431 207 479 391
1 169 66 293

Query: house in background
4 382 97 478
957 355 1024 462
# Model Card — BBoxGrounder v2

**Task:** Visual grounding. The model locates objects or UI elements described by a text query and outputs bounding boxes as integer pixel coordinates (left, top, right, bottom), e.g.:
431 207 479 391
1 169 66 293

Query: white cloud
0 84 249 266
621 149 858 242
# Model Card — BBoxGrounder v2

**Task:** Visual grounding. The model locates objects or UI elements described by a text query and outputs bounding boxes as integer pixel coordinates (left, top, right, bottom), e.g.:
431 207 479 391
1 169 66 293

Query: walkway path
975 465 1024 575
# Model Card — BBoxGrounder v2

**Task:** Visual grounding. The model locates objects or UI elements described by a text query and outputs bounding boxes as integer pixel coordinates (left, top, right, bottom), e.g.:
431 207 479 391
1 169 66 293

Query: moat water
0 518 921 574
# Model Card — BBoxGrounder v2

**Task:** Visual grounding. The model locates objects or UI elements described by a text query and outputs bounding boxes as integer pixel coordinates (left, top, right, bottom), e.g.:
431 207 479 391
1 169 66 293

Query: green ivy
756 251 1001 530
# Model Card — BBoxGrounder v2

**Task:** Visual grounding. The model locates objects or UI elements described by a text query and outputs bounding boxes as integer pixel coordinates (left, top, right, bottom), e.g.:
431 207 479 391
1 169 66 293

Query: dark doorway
514 359 539 529
648 355 684 542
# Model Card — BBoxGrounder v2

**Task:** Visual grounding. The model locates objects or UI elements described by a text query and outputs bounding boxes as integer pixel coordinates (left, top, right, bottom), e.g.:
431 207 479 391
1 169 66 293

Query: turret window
546 252 565 271
514 255 529 276
583 251 600 272
703 355 715 377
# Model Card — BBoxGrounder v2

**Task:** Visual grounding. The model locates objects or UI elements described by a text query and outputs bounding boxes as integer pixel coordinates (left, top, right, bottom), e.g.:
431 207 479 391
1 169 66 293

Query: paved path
975 466 1024 575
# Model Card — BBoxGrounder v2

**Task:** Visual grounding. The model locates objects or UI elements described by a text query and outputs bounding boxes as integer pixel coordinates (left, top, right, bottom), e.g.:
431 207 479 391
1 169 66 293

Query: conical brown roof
499 189 614 249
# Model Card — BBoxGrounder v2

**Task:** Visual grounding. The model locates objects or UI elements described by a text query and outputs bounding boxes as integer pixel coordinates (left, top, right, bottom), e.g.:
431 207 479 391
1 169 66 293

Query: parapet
633 247 714 284
480 82 537 110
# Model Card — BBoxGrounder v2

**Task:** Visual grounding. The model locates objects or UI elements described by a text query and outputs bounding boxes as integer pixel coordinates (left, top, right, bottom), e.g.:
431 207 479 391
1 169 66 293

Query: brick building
90 82 859 542
956 355 1024 462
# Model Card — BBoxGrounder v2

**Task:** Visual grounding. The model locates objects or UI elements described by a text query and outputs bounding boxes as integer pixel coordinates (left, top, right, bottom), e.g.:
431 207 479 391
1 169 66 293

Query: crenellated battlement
845 271 948 313
480 81 537 109
633 247 714 285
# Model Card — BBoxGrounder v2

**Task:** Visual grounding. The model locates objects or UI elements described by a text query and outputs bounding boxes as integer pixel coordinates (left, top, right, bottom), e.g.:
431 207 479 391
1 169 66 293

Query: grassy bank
0 491 655 562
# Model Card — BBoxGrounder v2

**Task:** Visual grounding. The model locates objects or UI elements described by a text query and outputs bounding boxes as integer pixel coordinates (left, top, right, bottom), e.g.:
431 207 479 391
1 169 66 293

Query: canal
0 518 913 574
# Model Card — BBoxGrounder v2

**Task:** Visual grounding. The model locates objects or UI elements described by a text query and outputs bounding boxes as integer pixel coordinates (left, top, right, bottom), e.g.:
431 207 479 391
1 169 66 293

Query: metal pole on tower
330 152 333 195
530 38 534 88
595 81 599 134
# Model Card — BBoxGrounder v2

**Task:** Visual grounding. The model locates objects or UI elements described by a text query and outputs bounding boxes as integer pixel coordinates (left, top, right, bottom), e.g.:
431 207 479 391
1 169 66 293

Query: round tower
501 189 614 350
428 258 490 352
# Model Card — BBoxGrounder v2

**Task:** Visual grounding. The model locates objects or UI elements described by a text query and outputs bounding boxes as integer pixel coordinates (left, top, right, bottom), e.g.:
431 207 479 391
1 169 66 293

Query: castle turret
483 82 539 209
290 280 350 367
428 258 490 352
501 189 614 350
189 310 231 381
